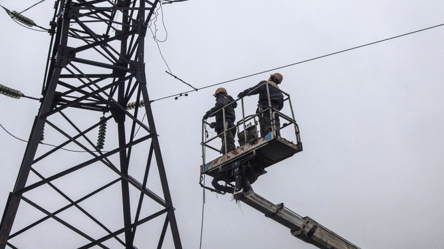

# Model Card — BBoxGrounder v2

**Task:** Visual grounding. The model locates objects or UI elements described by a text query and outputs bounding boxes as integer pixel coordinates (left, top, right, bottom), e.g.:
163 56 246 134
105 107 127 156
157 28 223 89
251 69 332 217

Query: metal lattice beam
0 0 182 248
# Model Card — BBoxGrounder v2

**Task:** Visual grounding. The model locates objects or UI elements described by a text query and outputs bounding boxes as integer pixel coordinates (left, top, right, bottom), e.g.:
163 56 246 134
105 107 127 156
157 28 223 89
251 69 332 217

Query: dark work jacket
241 81 284 110
205 93 237 133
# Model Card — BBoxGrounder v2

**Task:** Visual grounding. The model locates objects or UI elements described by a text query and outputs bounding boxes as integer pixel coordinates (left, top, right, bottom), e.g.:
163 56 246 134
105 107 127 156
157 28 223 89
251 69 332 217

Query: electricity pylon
0 0 182 248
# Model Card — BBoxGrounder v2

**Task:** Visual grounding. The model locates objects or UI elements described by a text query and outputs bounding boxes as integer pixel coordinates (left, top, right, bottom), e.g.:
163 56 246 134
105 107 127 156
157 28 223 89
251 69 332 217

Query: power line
166 71 198 91
150 31 172 73
0 123 105 153
150 1 168 43
19 0 46 14
0 124 28 143
151 22 444 103
152 2 199 92
12 18 47 32
149 1 173 73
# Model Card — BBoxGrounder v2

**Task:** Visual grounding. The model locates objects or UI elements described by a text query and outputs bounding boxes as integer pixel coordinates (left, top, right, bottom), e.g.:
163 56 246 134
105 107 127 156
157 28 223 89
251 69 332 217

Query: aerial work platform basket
200 82 302 193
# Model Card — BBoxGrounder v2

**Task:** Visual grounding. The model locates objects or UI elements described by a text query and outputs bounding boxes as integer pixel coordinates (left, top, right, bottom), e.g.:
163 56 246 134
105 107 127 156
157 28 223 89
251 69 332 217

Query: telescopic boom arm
235 191 360 249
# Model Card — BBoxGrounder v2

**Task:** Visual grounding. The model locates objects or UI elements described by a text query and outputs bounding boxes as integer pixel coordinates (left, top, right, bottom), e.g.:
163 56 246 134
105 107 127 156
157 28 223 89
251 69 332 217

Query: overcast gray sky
1 0 444 248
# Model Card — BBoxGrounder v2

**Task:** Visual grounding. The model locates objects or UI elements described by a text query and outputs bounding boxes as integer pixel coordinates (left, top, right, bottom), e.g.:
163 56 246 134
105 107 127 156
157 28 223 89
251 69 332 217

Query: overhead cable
162 0 189 4
0 124 28 143
148 1 173 73
150 1 168 43
151 22 444 103
12 18 48 32
0 123 108 153
19 0 46 14
166 71 198 91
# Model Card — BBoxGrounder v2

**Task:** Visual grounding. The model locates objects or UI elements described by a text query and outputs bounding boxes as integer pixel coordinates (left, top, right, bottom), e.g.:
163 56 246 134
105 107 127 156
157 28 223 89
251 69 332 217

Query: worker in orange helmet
203 87 238 154
237 73 284 137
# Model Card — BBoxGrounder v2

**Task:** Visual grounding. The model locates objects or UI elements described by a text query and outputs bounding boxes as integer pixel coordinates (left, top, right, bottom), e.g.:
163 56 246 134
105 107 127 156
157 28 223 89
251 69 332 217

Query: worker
203 88 238 154
237 73 284 137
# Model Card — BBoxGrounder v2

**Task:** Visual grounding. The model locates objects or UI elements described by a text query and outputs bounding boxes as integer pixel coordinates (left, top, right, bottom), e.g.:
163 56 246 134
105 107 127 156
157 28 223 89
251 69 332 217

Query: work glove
209 122 216 129
237 91 247 99
203 113 210 120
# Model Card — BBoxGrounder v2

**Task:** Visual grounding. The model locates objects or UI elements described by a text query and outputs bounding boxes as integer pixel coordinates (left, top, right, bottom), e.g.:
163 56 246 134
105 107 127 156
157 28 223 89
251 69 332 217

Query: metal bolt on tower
0 0 182 248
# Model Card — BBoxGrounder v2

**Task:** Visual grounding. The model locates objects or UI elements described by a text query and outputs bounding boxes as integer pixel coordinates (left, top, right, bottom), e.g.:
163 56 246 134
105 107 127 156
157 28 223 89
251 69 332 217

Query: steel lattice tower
0 0 182 248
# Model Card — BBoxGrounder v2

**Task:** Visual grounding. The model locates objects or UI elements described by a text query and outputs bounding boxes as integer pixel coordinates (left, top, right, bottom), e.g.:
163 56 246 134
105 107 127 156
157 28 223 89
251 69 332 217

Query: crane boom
235 191 360 249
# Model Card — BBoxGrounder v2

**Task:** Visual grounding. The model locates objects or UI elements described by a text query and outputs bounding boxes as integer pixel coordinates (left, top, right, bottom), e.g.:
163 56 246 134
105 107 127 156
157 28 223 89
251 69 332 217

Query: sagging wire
11 18 48 32
148 1 198 94
148 1 173 73
0 124 27 143
150 22 444 104
0 123 100 153
149 1 168 43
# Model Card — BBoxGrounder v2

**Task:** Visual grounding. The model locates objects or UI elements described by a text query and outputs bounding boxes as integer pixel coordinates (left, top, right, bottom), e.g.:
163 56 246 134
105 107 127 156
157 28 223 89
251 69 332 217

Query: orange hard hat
213 87 227 96
270 73 283 84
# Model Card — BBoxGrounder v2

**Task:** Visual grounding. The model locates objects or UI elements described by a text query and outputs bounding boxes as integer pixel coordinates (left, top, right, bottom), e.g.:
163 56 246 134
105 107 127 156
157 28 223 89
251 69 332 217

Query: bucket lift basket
200 82 303 193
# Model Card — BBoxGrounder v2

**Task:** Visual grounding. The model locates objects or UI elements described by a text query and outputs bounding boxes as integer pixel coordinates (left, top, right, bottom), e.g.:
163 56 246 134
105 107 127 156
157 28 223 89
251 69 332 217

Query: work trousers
219 127 236 154
257 105 280 137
